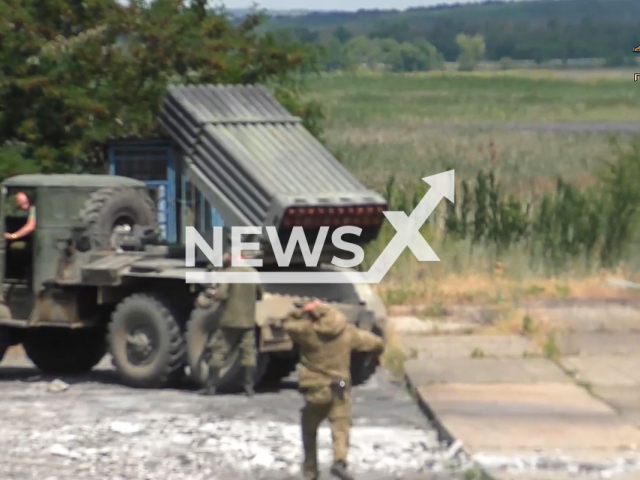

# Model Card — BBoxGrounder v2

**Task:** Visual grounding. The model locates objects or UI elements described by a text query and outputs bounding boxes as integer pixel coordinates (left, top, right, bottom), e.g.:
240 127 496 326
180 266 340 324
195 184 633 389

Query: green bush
381 137 640 273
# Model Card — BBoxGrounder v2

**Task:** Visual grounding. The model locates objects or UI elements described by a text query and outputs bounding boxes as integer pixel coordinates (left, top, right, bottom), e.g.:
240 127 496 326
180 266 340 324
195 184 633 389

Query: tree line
278 27 487 72
267 0 640 68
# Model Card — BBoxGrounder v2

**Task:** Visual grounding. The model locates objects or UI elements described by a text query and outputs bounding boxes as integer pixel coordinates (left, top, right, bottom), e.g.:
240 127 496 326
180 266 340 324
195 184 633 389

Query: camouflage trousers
300 385 352 479
207 326 256 368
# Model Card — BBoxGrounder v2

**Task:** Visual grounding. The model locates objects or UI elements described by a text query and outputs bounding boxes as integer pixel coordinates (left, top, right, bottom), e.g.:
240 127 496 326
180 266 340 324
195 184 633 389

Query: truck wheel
350 351 380 386
0 327 11 364
185 305 269 393
23 327 107 374
108 293 185 389
258 355 298 388
78 186 158 250
350 327 384 386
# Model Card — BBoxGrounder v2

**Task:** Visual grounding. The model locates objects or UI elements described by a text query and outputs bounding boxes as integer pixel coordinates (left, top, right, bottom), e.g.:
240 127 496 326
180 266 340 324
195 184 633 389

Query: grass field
306 69 640 123
303 70 640 303
305 70 640 195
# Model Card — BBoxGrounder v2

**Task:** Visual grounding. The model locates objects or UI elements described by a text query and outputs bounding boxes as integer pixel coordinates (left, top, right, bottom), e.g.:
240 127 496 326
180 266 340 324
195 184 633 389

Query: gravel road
0 353 473 480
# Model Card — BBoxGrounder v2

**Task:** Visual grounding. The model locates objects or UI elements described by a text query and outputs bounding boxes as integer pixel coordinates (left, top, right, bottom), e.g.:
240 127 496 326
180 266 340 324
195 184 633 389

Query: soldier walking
199 251 263 397
282 299 385 480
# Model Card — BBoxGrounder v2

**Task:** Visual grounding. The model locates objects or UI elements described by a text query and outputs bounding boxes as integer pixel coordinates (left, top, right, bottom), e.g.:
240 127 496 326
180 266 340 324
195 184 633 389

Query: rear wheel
351 351 380 385
350 326 383 386
0 327 13 364
23 327 107 374
108 293 185 389
185 304 269 393
258 355 298 388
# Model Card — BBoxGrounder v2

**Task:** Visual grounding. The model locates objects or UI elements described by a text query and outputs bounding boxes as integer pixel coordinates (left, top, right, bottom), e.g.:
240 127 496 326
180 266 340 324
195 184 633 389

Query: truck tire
258 355 298 388
0 322 21 364
0 329 10 364
350 351 380 386
350 326 384 386
23 327 107 374
108 293 185 389
185 305 269 393
78 186 158 250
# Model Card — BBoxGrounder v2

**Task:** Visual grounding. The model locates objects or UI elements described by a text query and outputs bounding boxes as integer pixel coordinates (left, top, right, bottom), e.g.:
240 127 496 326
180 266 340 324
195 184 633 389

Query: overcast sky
213 0 483 12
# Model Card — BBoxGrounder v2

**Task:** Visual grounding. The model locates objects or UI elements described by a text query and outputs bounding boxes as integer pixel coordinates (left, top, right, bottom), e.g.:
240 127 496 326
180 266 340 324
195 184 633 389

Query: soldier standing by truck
199 251 263 397
281 299 385 480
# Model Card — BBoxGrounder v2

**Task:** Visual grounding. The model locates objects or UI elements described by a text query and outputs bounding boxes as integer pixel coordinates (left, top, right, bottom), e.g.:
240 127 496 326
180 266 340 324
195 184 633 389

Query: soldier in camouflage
282 299 385 480
199 251 263 397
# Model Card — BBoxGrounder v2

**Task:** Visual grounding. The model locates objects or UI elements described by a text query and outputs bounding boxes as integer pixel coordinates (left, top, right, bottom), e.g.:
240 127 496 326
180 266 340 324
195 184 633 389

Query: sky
212 0 484 12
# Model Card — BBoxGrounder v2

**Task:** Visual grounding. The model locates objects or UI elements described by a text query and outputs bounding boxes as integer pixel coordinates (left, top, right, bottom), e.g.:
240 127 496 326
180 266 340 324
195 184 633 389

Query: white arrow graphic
184 170 455 284
364 170 455 283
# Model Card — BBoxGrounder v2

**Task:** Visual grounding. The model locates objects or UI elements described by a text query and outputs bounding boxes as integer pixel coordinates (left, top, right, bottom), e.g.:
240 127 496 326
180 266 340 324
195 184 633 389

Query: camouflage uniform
200 264 263 396
283 303 385 480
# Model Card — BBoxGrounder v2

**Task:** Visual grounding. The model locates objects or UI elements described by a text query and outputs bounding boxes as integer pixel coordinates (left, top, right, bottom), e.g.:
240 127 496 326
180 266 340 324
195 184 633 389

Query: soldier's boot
198 367 221 396
302 471 318 480
302 461 319 480
244 366 255 397
330 461 354 480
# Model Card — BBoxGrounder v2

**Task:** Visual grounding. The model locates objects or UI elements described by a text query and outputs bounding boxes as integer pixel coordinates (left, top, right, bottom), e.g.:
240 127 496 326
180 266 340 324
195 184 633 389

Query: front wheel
108 293 186 389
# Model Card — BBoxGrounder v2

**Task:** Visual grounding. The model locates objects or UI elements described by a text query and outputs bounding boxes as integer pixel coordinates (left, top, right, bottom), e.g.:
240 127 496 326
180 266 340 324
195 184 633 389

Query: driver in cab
4 192 36 241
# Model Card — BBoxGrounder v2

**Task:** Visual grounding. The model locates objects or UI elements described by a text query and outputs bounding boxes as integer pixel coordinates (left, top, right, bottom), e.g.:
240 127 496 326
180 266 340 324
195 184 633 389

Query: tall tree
333 25 352 43
456 33 486 71
0 0 322 176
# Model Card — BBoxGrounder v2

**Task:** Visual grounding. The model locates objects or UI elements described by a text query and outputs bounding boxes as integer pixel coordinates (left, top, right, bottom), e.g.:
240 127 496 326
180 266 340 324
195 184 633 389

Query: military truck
0 84 389 392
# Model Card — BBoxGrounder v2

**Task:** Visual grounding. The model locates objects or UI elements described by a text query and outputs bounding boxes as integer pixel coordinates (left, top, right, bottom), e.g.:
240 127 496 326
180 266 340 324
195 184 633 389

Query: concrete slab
483 470 640 480
416 383 640 459
398 334 541 359
557 332 640 356
405 357 570 384
392 315 477 335
560 355 640 387
592 385 640 427
532 305 640 332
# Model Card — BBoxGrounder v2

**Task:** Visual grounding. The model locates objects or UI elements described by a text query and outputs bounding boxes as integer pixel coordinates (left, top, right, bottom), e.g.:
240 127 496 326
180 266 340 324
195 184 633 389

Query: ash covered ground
0 353 473 480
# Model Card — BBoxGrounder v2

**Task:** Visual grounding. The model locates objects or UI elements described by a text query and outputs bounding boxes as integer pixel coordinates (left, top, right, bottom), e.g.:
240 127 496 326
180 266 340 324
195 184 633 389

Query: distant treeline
265 0 640 68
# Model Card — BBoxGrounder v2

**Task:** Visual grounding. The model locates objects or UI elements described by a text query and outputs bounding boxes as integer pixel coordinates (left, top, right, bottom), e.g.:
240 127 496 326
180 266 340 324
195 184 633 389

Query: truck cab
0 174 151 324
